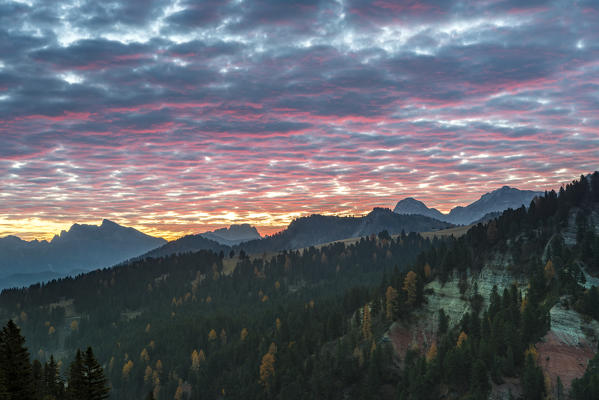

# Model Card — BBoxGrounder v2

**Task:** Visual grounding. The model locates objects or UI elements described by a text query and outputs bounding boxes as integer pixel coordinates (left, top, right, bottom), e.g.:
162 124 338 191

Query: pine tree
0 320 35 400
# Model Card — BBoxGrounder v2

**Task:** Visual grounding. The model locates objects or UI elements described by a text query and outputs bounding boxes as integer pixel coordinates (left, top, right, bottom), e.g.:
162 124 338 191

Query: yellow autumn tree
174 380 184 400
525 345 539 362
259 344 277 390
122 360 134 380
274 281 281 290
199 349 206 363
155 359 163 373
544 260 555 283
353 346 364 367
241 328 249 341
48 326 55 335
70 320 78 331
145 323 151 333
144 366 153 382
140 348 149 363
208 329 217 341
457 331 468 347
424 263 432 280
191 350 201 371
403 271 418 305
385 286 398 320
426 341 438 362
268 342 277 354
521 297 528 313
275 318 282 332
362 304 372 341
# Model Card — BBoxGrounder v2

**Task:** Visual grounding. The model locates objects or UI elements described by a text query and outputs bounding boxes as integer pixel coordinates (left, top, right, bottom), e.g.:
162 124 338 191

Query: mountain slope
394 186 542 225
0 173 598 400
140 234 230 258
236 207 452 254
0 219 166 288
393 197 446 220
199 224 261 246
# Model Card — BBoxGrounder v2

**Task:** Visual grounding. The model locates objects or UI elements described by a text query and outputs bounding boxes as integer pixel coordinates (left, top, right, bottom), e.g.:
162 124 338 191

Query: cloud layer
1 0 598 240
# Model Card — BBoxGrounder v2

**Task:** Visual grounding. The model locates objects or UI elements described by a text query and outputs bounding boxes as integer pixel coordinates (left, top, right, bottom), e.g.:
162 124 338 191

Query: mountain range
393 186 542 225
0 185 543 290
235 207 452 254
0 219 166 289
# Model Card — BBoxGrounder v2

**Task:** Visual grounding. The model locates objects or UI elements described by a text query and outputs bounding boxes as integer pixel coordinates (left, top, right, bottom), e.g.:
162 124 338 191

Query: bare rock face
536 300 599 395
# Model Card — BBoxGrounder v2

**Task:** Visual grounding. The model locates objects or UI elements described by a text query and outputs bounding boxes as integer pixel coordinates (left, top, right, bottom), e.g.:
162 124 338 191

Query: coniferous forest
1 173 599 399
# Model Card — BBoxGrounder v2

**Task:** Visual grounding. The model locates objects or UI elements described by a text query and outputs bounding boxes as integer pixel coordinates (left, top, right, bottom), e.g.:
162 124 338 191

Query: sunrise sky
1 0 598 241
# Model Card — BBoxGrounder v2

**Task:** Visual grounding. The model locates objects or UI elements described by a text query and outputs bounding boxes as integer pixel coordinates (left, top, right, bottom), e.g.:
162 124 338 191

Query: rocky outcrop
537 300 599 395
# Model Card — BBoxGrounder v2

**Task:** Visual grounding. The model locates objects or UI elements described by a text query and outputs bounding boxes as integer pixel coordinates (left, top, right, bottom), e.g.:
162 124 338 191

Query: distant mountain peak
101 218 119 227
393 185 542 225
199 224 261 246
1 220 166 289
394 198 445 221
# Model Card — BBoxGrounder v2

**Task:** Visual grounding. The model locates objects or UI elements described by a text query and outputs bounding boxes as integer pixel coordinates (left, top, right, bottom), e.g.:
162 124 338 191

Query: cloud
0 0 598 240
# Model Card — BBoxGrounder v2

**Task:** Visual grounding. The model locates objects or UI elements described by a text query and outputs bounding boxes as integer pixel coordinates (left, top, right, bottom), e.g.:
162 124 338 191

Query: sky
1 0 598 241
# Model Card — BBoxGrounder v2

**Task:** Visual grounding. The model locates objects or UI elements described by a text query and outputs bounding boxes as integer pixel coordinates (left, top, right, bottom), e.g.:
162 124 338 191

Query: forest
1 172 598 399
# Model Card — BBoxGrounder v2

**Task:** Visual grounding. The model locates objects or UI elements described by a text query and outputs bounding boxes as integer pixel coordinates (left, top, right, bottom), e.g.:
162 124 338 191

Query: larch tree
362 304 372 341
403 271 418 306
122 360 134 381
544 260 555 283
140 348 149 363
424 263 432 280
191 350 200 372
426 341 438 362
385 286 398 320
259 346 276 391
144 366 153 383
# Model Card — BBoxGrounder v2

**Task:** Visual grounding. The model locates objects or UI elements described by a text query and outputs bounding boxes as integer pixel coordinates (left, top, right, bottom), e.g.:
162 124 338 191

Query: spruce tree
0 363 8 400
67 349 86 400
83 347 110 400
0 320 35 400
66 347 110 400
44 355 65 399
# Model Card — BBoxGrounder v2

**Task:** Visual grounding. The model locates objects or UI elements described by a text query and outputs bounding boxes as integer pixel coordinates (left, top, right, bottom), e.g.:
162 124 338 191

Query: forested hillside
1 173 599 399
